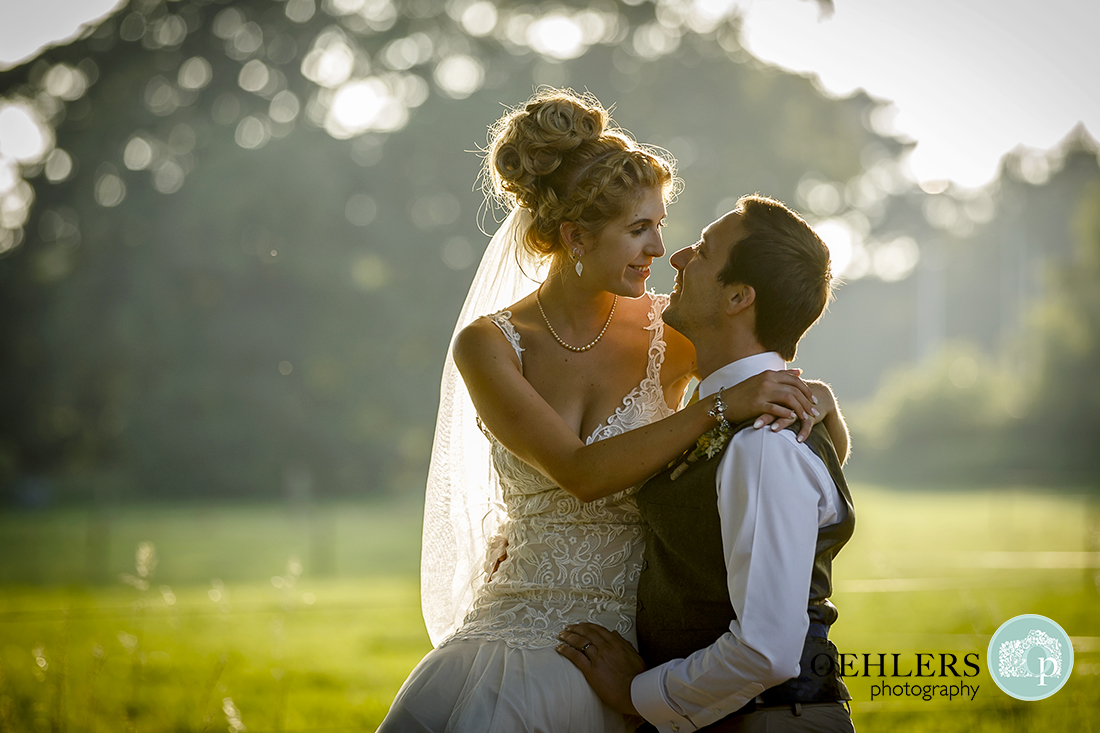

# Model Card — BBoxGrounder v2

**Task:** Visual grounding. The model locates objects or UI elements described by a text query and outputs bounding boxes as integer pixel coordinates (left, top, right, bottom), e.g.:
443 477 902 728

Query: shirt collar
698 352 787 399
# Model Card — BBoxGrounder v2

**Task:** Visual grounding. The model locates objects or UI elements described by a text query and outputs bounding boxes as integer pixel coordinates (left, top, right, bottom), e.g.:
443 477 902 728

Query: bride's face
580 187 667 298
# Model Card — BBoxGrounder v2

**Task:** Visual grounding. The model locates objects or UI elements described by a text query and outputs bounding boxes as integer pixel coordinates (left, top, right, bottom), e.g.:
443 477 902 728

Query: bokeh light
124 136 154 170
327 77 408 137
43 64 88 101
229 22 264 59
144 76 180 116
441 236 475 270
410 193 460 230
169 124 195 155
39 207 79 246
351 252 390 290
432 55 484 99
94 170 125 207
391 73 429 108
178 56 213 90
43 148 73 182
301 31 357 88
345 193 377 226
238 60 271 94
527 14 586 61
212 8 244 39
682 0 741 34
285 0 317 24
0 226 18 255
948 354 979 389
458 1 498 37
235 115 271 149
0 155 19 193
211 93 241 125
269 90 302 124
798 177 844 217
152 159 185 194
813 218 857 279
0 101 53 163
0 180 34 228
118 12 146 42
632 22 681 59
871 236 920 281
380 33 433 70
150 15 187 49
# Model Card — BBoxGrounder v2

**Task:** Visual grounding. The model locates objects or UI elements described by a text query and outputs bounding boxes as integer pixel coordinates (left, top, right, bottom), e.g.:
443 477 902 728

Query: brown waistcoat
636 420 855 706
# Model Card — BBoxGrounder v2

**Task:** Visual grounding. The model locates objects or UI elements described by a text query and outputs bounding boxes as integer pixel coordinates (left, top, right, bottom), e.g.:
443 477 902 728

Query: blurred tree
1015 177 1100 481
0 0 904 503
847 138 1100 487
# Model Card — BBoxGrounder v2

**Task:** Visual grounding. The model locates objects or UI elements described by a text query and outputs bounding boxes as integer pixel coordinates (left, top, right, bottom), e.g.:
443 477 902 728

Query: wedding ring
581 643 593 652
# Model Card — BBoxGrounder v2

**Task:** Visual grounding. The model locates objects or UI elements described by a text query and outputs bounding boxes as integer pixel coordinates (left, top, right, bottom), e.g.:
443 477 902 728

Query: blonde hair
483 88 679 263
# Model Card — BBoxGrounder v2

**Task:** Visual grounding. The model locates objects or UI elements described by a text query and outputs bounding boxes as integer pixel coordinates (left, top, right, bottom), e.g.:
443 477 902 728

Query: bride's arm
811 381 850 463
752 380 849 463
661 323 849 460
454 318 817 503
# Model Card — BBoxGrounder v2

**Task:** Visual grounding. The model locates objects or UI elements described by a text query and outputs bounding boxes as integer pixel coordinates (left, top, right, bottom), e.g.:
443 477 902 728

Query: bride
378 89 846 732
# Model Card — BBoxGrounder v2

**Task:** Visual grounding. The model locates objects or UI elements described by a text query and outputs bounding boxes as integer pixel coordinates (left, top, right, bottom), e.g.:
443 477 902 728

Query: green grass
830 487 1100 731
0 487 1098 732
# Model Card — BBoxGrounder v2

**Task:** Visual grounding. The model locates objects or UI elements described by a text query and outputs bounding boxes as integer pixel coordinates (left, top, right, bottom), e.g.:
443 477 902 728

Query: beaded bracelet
708 392 731 433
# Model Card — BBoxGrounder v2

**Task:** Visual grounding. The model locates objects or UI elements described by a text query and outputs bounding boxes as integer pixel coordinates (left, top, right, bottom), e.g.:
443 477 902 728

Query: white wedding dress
379 293 674 733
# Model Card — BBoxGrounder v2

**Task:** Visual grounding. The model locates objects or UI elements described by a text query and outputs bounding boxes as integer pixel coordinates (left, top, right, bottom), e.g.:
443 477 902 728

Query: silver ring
582 643 593 652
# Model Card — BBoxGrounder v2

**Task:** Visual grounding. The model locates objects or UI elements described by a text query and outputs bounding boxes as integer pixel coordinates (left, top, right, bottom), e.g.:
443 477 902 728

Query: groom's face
663 210 746 337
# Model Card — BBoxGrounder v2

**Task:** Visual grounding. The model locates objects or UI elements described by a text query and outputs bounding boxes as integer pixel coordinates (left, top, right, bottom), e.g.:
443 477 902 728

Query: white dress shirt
631 351 846 732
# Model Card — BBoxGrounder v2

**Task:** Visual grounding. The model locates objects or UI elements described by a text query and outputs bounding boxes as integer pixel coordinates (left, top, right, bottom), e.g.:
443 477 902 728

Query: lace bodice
441 294 675 650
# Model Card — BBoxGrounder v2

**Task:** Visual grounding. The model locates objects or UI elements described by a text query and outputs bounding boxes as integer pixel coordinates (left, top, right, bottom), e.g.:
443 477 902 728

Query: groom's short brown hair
718 195 833 361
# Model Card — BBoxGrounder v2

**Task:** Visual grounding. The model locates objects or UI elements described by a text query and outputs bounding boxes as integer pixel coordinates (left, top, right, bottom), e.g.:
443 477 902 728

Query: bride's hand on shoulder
721 368 816 435
739 375 850 460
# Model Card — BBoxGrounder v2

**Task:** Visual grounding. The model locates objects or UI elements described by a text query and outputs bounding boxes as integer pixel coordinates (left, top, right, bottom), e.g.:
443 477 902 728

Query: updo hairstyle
484 89 679 263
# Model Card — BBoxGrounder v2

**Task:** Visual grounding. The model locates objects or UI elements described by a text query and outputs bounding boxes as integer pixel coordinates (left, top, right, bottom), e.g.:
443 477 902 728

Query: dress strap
643 293 669 386
488 310 524 366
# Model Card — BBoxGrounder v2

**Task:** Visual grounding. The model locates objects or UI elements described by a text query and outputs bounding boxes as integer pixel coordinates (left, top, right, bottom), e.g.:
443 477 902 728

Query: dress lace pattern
441 294 674 650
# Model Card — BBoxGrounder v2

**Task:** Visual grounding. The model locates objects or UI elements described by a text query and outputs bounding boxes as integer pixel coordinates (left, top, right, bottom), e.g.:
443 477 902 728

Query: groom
558 194 855 732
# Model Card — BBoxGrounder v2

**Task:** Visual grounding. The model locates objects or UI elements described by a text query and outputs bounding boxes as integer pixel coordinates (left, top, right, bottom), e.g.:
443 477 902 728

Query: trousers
638 702 854 733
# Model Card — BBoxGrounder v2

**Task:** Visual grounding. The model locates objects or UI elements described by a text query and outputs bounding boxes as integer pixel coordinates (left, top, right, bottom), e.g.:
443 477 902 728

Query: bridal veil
421 207 544 646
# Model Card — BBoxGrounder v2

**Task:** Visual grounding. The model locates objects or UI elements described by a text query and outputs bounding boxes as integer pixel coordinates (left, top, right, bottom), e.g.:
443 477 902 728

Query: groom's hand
557 623 645 717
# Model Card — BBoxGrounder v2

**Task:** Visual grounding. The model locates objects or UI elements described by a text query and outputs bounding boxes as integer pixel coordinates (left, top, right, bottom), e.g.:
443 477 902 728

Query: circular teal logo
987 614 1074 701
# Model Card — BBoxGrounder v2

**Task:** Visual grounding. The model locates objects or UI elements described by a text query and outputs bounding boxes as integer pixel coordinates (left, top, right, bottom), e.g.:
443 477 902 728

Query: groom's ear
724 283 755 316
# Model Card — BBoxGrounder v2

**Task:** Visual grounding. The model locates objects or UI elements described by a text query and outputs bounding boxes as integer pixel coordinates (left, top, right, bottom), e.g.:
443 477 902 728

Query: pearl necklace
535 289 617 352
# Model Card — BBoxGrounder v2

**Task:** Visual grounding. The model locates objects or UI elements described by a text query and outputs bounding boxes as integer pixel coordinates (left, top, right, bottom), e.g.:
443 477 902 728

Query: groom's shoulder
728 420 796 449
728 420 832 473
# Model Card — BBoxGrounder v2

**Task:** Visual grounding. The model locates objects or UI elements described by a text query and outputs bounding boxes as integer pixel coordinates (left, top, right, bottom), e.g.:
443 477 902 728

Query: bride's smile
572 187 668 299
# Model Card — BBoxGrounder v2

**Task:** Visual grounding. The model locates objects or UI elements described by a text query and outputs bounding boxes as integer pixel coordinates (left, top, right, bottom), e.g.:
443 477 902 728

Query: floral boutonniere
669 422 732 481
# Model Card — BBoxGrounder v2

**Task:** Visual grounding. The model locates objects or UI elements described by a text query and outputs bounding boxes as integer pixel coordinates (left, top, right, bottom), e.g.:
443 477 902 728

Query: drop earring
573 248 583 277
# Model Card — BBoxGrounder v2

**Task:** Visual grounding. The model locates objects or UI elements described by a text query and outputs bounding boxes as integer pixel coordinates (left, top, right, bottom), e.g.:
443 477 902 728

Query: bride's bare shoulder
455 316 508 352
453 311 525 373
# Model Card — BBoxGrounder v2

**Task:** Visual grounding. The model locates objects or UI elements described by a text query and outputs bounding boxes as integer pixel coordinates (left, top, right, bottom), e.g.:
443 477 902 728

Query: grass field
1 486 1098 732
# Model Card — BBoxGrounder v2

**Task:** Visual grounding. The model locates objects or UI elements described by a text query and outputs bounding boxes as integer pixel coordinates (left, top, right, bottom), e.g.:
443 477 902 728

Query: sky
0 0 1097 189
737 0 1100 188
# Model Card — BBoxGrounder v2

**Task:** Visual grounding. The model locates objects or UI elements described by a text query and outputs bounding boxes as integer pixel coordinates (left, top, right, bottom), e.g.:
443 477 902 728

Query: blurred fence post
1087 494 1100 595
285 464 336 577
310 506 336 578
85 509 110 585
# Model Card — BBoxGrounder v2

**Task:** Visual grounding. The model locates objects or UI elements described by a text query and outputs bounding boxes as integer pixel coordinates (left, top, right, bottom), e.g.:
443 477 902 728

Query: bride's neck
538 265 617 331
